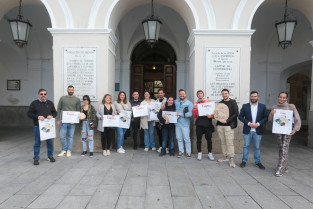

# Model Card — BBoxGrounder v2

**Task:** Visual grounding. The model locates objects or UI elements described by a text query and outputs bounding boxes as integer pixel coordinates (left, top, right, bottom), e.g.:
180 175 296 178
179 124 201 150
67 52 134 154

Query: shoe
107 150 111 156
66 150 71 157
166 148 169 154
229 158 236 168
57 150 66 157
177 152 183 158
121 147 125 152
152 147 156 151
240 161 246 168
208 153 214 161
103 150 107 156
157 147 162 153
81 151 87 156
47 156 56 162
256 163 265 170
186 154 192 159
170 153 175 156
197 152 202 161
144 148 149 152
33 158 39 165
133 146 138 150
159 153 164 157
89 152 93 157
275 171 283 177
217 157 229 162
117 148 125 154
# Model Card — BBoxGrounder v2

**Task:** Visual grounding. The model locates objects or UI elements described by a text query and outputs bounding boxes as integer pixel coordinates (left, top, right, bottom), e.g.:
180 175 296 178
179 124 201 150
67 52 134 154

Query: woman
114 91 132 153
140 91 156 151
157 96 176 156
97 94 116 156
80 95 97 157
268 92 301 177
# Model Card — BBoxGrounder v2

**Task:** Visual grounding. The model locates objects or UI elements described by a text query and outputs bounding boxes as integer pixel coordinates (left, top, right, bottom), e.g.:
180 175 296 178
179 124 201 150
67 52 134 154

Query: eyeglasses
40 93 47 96
83 99 88 100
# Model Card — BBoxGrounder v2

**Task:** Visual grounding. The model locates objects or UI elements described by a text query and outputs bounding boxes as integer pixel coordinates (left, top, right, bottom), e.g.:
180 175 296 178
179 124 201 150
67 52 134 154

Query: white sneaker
57 150 66 157
197 152 202 161
152 147 156 151
144 148 149 152
208 152 214 161
157 147 162 153
107 150 111 156
103 150 107 156
66 150 71 158
121 147 125 151
117 148 125 154
166 148 169 154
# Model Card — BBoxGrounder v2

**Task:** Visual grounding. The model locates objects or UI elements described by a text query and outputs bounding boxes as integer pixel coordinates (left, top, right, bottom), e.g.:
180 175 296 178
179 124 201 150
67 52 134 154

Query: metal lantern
8 0 32 48
142 0 162 48
275 0 297 50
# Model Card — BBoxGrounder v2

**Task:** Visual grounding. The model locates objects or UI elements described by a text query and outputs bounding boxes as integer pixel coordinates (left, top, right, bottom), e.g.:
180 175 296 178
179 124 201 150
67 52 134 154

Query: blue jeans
162 127 175 154
33 126 54 159
81 121 94 152
144 121 155 148
116 127 127 149
175 126 191 154
59 123 76 151
242 132 262 164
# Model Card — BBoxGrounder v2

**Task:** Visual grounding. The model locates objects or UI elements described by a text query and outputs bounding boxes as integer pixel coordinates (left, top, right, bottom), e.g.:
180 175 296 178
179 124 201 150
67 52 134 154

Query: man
192 90 215 161
216 89 238 168
130 90 144 149
27 89 57 165
238 91 268 169
155 89 167 153
56 85 81 157
175 89 193 158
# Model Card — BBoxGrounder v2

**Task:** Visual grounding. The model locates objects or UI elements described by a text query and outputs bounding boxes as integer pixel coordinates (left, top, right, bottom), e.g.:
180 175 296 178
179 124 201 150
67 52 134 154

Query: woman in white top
113 91 132 153
140 91 156 151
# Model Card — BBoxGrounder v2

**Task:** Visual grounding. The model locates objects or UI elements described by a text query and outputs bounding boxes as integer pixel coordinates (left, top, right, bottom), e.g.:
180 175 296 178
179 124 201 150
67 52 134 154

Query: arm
226 100 239 123
91 105 98 127
51 102 57 118
183 102 193 118
27 101 38 120
238 105 249 125
96 105 102 119
157 109 166 124
76 99 81 111
257 105 268 126
292 105 301 132
56 98 62 121
192 103 199 118
268 107 274 122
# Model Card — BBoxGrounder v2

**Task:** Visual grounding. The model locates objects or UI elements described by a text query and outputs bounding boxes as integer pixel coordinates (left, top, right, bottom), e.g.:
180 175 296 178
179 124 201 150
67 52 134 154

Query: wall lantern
275 0 297 50
8 0 32 48
142 0 162 48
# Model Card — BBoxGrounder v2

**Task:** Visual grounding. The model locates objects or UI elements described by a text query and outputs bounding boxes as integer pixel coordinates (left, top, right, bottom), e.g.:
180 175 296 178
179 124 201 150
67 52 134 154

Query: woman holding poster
114 91 132 154
140 91 156 151
268 92 301 177
97 94 116 156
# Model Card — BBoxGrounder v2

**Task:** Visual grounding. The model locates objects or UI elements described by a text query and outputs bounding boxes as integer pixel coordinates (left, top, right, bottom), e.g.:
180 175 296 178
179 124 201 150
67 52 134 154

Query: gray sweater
56 95 81 121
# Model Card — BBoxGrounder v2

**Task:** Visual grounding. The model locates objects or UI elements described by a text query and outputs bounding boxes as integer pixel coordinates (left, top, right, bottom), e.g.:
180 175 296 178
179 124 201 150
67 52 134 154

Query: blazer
238 102 268 135
140 99 155 129
96 104 117 132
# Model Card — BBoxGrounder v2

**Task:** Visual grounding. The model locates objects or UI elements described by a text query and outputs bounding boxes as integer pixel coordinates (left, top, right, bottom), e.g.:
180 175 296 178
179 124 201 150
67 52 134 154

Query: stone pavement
0 128 313 209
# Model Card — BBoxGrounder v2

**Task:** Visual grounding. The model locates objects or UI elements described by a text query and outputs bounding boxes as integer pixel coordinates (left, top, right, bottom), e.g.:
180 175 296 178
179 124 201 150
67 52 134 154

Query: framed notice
39 118 56 141
118 111 132 129
198 102 215 116
7 80 20 90
63 47 97 101
272 109 293 134
132 105 149 117
62 111 80 123
150 102 162 121
102 115 119 127
205 47 240 101
162 111 177 124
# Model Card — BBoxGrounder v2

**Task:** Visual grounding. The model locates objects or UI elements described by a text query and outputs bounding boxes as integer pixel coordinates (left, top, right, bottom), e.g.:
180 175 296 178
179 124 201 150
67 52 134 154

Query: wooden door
131 64 144 97
163 65 176 98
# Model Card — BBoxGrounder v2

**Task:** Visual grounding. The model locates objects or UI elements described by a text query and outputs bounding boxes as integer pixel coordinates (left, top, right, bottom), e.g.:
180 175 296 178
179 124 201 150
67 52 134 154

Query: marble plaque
205 47 240 101
63 47 97 100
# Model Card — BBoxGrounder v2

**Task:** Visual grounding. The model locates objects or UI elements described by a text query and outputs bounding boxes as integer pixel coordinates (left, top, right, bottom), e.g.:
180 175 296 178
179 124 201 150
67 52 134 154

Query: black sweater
216 98 238 129
27 100 57 126
157 103 176 129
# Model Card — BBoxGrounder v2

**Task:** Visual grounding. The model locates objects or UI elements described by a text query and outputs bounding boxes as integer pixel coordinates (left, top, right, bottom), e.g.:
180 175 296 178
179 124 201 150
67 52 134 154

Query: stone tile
27 194 65 208
78 175 104 186
278 195 313 209
69 184 97 196
168 175 195 197
212 176 247 196
116 196 145 209
226 196 261 209
57 168 87 184
56 195 91 209
121 176 146 196
172 196 203 209
102 168 128 185
0 194 38 209
0 184 25 204
43 184 73 195
145 185 173 209
86 185 122 209
256 177 297 196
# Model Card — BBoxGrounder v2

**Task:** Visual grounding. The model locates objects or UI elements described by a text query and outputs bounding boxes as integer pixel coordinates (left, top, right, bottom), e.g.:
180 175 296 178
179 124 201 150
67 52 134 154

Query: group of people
27 86 301 177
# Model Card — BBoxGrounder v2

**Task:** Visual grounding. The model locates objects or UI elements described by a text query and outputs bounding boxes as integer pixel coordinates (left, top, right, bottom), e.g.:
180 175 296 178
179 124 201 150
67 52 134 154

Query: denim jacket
175 99 193 127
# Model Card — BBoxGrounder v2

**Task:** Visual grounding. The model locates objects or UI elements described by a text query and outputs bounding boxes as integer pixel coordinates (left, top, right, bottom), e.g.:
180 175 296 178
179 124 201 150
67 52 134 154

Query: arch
200 0 216 29
88 0 103 28
232 0 248 29
248 0 265 29
58 0 74 28
40 0 56 28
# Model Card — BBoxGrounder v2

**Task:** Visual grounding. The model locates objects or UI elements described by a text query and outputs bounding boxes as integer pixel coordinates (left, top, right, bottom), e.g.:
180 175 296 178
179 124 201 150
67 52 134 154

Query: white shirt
249 102 258 132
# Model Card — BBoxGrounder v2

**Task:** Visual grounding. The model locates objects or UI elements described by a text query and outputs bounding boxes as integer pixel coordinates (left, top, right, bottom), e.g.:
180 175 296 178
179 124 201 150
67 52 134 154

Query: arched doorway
130 40 176 98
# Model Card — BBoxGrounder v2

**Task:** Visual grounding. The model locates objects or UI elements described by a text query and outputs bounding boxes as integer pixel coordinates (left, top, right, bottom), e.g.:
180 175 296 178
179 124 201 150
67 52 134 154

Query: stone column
308 41 313 148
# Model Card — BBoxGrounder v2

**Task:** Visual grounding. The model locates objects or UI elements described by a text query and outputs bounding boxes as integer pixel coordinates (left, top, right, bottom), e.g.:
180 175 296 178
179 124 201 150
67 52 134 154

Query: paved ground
0 128 313 209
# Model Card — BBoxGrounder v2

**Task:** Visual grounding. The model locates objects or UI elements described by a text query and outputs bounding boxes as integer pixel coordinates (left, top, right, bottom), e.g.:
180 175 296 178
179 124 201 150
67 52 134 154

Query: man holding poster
268 92 301 177
27 89 57 165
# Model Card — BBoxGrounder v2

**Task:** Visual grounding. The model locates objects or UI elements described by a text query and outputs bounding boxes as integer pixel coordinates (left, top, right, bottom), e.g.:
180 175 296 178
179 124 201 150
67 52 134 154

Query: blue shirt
175 99 193 127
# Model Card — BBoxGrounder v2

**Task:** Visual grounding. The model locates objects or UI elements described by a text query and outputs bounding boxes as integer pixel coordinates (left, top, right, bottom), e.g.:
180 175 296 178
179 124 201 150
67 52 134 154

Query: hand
57 121 60 127
112 113 115 116
249 123 254 128
271 109 276 115
137 105 140 107
70 123 74 125
219 119 227 124
101 116 104 120
38 116 45 121
47 115 53 119
165 120 169 124
161 104 165 110
91 125 95 128
289 131 295 136
131 118 134 122
194 103 197 108
206 114 211 118
177 112 180 116
117 110 120 114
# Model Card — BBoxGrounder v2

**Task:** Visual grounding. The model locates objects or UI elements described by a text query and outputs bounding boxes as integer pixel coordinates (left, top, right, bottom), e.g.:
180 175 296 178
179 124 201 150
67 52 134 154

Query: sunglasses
40 93 47 96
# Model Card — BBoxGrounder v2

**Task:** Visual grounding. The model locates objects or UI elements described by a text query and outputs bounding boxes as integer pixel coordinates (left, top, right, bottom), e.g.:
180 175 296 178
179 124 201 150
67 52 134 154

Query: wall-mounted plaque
205 47 240 101
63 47 97 100
7 80 21 90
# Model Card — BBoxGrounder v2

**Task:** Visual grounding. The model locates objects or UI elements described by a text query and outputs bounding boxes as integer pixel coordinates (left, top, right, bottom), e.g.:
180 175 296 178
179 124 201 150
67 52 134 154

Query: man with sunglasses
27 89 57 165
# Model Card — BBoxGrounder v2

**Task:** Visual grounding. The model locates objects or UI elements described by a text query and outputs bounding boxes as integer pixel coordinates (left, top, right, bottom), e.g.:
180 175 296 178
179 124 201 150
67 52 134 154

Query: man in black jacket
27 89 57 165
216 89 238 168
130 91 144 149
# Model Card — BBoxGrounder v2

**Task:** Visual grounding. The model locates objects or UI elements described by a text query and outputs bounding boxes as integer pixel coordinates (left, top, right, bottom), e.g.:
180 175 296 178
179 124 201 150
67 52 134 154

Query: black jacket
216 98 238 129
130 98 142 128
157 103 176 129
27 99 57 126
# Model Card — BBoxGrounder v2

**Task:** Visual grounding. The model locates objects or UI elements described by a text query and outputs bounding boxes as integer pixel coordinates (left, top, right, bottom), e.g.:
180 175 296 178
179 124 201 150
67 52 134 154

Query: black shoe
133 146 138 150
186 154 192 159
177 152 183 158
240 161 246 168
159 153 164 157
89 152 93 157
170 153 175 156
34 158 39 165
256 163 265 170
47 156 56 162
81 151 87 156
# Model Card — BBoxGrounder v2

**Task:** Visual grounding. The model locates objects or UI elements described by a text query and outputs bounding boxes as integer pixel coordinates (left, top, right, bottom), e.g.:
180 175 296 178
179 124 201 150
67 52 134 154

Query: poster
102 115 119 127
162 111 177 124
39 118 56 141
132 105 149 117
272 109 293 134
118 111 132 129
150 102 162 121
62 111 80 123
198 102 216 116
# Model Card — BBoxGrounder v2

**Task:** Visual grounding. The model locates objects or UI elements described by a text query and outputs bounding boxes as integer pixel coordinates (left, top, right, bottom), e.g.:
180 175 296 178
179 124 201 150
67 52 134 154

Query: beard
68 92 74 96
250 99 258 103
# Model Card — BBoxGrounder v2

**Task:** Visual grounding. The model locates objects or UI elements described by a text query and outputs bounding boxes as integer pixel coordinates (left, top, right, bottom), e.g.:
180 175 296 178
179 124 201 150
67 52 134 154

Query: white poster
102 115 119 127
162 111 177 124
62 111 80 123
132 105 149 117
39 118 56 141
205 47 241 101
118 111 132 129
150 102 162 121
198 102 216 116
272 109 293 134
63 47 97 100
